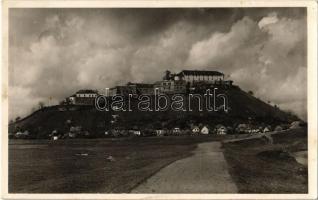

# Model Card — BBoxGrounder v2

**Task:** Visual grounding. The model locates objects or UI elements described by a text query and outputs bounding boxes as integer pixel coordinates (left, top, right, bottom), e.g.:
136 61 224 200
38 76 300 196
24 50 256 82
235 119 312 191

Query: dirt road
131 142 237 193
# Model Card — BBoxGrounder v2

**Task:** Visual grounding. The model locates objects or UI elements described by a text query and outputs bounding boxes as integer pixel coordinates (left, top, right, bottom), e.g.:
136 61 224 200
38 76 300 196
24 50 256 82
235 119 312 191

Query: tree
38 101 45 109
248 90 254 96
163 70 171 80
15 116 21 122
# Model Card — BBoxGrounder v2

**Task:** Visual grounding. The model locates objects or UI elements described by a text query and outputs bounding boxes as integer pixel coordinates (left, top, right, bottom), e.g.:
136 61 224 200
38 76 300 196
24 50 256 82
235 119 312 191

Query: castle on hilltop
65 69 233 105
109 69 233 96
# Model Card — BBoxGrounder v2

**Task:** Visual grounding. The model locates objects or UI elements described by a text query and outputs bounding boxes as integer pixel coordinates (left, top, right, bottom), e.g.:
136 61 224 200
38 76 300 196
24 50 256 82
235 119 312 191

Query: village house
274 125 283 132
200 126 209 134
263 126 271 133
173 127 181 135
68 132 76 138
120 130 129 137
111 128 129 137
155 129 165 136
249 129 261 134
192 126 200 134
290 121 301 129
50 130 60 140
15 130 29 139
111 129 121 137
215 125 227 135
236 123 249 133
129 130 141 136
68 126 82 138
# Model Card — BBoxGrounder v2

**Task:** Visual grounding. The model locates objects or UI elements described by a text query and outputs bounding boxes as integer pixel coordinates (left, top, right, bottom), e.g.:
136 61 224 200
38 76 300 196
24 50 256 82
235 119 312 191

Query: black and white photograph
2 1 317 199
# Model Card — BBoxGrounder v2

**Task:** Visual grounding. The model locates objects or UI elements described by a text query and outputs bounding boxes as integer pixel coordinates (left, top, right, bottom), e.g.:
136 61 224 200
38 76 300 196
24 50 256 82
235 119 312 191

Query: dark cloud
9 8 307 120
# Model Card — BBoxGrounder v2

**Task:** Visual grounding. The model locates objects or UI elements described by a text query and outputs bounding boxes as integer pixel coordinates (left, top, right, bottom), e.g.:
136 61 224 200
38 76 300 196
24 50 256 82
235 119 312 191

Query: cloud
186 12 306 119
9 9 307 120
186 16 264 68
258 12 278 28
130 21 206 82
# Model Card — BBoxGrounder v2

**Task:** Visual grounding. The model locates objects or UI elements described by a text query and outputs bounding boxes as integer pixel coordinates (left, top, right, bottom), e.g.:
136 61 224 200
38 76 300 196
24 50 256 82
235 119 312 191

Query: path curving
131 142 238 193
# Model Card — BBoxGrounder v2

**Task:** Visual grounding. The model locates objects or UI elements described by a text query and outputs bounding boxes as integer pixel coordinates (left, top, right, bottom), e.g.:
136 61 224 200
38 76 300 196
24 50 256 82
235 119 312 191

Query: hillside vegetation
9 86 298 138
223 128 307 193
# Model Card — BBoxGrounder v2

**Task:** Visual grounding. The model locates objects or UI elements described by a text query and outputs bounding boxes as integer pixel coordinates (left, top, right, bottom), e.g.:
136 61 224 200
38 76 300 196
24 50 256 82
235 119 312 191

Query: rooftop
179 70 224 76
76 89 98 94
127 82 154 88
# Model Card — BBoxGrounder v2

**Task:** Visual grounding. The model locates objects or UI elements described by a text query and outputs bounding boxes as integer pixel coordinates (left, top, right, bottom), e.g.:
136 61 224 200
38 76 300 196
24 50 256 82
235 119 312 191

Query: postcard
1 0 317 199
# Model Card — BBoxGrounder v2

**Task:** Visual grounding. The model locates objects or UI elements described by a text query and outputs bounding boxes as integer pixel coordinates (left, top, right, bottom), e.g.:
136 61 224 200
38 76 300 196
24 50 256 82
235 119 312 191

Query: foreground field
9 135 222 193
222 128 308 193
9 129 308 193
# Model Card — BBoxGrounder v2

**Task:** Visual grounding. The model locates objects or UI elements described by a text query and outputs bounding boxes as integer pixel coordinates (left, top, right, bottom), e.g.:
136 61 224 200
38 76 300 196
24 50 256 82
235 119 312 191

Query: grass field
9 135 224 193
9 130 308 194
222 128 308 193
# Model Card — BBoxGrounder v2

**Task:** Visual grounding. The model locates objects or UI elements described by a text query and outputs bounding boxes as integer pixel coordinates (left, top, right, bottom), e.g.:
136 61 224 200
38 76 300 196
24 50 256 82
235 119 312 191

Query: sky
9 8 307 120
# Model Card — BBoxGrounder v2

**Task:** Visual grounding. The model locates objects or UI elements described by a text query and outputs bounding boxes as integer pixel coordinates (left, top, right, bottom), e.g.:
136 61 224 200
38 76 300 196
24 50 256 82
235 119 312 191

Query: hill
9 85 299 138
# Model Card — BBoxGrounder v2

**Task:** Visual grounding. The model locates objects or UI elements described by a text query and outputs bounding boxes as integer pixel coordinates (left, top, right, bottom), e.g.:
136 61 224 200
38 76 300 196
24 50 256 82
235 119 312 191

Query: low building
155 129 165 136
201 126 209 134
76 89 98 98
68 126 82 138
274 125 283 132
236 123 249 133
290 121 301 129
15 130 29 138
68 132 76 138
110 82 154 96
154 80 187 94
128 82 154 95
109 85 135 96
173 127 181 135
249 129 261 134
129 130 141 136
177 70 226 87
68 95 76 104
215 124 228 135
111 129 121 137
192 126 200 134
50 130 59 139
67 89 98 105
263 126 271 133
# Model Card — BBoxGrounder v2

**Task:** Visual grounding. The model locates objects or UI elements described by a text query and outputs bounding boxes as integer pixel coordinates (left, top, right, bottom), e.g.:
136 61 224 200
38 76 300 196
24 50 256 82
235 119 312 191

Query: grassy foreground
9 135 222 193
222 128 308 193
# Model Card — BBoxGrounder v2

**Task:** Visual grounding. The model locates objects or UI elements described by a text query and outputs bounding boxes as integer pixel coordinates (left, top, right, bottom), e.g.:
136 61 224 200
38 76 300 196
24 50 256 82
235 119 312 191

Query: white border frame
2 1 317 199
